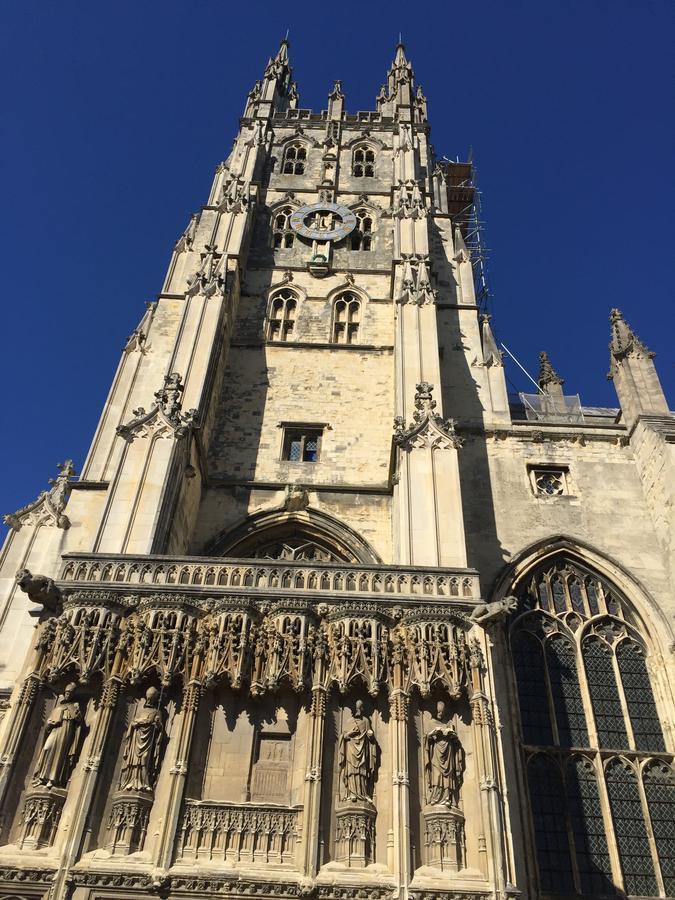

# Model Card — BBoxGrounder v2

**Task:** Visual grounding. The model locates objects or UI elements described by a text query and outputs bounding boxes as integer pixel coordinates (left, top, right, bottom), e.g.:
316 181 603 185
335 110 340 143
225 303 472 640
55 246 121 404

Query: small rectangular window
282 427 323 462
528 465 570 496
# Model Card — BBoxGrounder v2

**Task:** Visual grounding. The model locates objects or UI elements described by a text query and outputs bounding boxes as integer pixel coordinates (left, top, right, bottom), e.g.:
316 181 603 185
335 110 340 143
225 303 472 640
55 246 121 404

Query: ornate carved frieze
30 588 478 704
178 800 300 865
60 553 480 601
4 460 74 532
394 383 463 451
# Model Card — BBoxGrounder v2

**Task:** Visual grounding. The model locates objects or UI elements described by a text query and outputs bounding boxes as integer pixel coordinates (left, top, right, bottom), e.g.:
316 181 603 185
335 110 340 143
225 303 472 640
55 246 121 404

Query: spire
537 351 565 393
275 37 289 65
250 38 293 118
609 308 654 362
378 39 415 118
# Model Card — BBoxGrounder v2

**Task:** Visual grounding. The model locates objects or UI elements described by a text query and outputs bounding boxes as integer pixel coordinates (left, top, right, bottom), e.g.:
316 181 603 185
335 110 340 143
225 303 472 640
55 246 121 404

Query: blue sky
1 0 673 521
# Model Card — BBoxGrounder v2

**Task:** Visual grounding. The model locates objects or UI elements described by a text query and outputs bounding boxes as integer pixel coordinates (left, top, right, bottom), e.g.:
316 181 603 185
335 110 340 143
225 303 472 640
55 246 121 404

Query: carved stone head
145 686 160 707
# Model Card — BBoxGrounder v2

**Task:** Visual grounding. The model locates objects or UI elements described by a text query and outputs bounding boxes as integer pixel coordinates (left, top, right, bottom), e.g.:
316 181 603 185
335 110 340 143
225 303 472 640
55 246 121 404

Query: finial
537 351 564 391
609 309 654 360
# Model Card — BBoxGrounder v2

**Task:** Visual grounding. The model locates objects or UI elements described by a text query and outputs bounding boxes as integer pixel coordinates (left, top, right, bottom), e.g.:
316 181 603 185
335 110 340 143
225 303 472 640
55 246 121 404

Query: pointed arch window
282 142 307 175
352 144 375 177
332 293 361 345
508 555 672 897
267 289 297 342
350 209 373 251
272 206 295 249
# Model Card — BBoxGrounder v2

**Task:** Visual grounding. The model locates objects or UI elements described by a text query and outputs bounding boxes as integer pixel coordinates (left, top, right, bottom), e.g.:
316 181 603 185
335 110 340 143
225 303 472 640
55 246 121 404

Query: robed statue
118 686 164 792
32 683 83 789
339 700 378 802
425 701 465 806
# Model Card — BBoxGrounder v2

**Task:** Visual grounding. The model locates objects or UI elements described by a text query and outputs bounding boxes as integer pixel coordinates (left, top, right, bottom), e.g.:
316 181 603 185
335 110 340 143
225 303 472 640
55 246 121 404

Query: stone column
390 638 411 900
468 633 511 893
300 683 327 878
153 679 201 875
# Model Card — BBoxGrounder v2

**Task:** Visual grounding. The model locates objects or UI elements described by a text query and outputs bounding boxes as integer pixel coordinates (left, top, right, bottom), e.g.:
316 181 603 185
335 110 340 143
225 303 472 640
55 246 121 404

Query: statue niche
422 700 466 873
338 699 378 803
107 686 165 856
424 700 465 807
335 699 379 868
32 682 83 789
19 683 84 850
118 686 164 793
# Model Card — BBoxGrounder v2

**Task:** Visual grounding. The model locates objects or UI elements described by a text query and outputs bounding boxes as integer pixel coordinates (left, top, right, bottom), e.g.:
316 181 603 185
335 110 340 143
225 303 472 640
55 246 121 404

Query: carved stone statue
424 701 465 806
15 569 61 613
469 595 518 626
339 700 378 802
118 686 164 792
32 683 82 788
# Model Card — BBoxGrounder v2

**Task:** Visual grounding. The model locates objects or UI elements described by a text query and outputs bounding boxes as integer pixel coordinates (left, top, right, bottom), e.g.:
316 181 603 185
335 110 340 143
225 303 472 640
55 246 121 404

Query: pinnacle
609 308 652 358
538 351 564 390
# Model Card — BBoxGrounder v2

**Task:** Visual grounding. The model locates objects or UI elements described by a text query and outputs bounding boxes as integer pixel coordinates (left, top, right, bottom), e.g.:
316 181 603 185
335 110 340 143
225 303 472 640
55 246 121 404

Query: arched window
332 293 361 344
282 142 307 175
266 289 297 342
352 144 375 177
508 555 671 896
272 206 294 249
350 209 373 251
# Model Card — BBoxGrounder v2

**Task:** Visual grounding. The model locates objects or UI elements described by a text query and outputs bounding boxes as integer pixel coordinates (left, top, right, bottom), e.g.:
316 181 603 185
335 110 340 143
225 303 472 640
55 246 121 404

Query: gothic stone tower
0 39 674 900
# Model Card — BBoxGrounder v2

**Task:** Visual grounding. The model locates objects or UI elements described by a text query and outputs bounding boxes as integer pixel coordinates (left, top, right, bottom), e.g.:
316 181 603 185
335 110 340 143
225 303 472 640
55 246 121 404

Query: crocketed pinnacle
538 351 564 390
609 309 654 359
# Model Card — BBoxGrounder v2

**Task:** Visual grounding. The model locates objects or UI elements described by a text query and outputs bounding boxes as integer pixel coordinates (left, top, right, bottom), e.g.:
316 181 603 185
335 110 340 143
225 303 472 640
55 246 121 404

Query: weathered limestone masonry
0 38 673 900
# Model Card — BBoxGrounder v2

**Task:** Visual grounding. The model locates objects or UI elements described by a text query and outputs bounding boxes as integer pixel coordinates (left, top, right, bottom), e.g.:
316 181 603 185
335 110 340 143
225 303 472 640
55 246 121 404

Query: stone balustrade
59 553 480 603
177 801 301 865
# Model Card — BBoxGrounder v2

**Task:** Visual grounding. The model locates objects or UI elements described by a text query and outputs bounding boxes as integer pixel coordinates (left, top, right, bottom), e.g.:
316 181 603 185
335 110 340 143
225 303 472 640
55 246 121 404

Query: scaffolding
438 158 492 315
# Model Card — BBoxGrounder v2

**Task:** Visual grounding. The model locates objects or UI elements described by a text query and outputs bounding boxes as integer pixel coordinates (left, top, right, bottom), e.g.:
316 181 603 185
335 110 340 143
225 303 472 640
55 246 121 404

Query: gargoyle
469 595 518 626
15 568 61 614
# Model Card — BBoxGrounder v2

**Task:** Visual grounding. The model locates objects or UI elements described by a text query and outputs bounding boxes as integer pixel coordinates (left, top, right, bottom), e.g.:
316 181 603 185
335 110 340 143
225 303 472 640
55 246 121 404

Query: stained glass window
616 640 665 752
583 639 628 749
644 762 675 895
546 636 588 747
511 556 670 898
606 759 658 896
565 757 613 895
527 755 574 893
511 631 553 746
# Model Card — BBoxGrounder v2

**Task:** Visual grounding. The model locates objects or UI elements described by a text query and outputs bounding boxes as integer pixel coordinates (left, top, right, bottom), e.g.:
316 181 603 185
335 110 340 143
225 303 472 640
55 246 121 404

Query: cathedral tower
0 39 673 900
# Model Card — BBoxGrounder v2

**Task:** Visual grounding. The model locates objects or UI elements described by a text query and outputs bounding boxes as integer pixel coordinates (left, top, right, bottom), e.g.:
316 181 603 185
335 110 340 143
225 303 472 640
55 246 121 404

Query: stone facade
0 38 673 900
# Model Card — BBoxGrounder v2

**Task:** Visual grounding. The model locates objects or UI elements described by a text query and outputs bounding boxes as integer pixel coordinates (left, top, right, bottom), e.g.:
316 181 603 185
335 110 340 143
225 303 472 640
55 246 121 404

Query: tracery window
508 555 672 897
272 206 294 249
352 144 375 177
350 209 373 251
282 142 307 175
266 289 297 342
332 293 361 344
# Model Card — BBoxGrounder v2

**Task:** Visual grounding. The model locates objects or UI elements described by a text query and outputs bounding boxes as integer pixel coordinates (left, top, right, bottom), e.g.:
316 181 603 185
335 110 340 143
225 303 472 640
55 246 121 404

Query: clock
289 202 357 242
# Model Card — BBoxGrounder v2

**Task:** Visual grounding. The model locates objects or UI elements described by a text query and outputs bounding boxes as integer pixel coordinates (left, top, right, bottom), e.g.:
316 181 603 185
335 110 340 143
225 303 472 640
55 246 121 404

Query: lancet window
282 142 307 175
272 206 295 249
350 209 373 251
352 144 375 177
332 293 361 344
508 555 673 897
266 289 297 342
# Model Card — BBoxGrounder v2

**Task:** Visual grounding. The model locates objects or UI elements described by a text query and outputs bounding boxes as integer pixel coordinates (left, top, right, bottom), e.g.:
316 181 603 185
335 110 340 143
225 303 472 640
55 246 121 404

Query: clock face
289 203 358 242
